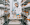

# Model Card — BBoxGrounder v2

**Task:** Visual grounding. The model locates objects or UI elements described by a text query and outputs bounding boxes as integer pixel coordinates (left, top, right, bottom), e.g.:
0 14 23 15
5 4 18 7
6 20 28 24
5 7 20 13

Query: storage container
26 12 28 16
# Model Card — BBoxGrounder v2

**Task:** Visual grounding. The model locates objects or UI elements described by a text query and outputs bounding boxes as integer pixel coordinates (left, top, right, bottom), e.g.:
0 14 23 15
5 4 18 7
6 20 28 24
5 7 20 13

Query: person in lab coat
12 2 19 17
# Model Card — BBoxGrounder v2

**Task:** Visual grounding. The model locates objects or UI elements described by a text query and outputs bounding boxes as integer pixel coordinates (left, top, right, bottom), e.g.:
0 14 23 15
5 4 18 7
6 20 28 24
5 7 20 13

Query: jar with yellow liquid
17 15 19 19
19 15 21 18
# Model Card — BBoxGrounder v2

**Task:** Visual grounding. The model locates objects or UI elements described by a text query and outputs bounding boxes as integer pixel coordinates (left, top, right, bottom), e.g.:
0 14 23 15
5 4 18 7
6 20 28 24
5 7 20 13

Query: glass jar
17 15 19 19
19 15 21 18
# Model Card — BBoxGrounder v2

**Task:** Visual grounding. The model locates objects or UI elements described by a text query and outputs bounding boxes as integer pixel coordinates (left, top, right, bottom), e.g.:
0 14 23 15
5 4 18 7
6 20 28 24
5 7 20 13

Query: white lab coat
13 7 19 14
13 6 22 15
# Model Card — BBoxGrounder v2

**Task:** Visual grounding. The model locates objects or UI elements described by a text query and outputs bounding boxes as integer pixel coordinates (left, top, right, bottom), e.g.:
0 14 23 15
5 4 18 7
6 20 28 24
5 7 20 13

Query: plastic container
24 11 26 14
27 2 30 4
26 12 28 16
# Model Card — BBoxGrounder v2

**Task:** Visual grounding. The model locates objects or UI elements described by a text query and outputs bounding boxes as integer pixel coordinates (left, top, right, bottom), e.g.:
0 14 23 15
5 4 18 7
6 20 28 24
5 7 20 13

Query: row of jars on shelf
22 11 28 16
21 2 30 7
21 0 26 3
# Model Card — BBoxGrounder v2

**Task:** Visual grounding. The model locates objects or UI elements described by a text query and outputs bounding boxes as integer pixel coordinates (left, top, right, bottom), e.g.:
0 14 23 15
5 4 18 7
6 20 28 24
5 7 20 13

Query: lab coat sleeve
12 7 15 14
12 9 14 11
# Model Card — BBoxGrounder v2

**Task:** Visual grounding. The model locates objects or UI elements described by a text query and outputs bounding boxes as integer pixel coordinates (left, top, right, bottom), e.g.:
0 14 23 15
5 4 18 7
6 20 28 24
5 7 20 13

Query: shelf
0 2 4 4
4 3 10 5
0 5 5 8
4 3 9 5
0 7 10 10
22 7 30 9
5 1 10 3
22 4 30 8
5 6 10 10
5 6 10 8
21 0 26 5
24 7 30 10
21 12 27 17
25 0 30 2
8 17 22 19
21 2 28 5
21 0 30 5
0 6 10 8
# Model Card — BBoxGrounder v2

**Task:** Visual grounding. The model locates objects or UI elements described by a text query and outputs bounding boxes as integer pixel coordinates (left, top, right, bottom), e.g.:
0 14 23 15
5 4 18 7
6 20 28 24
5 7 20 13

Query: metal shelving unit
21 0 30 5
21 0 30 25
0 0 10 25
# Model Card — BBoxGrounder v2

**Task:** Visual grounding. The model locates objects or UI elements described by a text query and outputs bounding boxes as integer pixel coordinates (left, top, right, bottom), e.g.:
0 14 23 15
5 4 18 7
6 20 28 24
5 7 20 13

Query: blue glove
16 14 19 17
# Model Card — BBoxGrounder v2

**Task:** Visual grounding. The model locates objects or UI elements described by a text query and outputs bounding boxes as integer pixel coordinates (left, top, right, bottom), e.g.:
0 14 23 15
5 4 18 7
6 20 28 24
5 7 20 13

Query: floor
8 23 23 25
